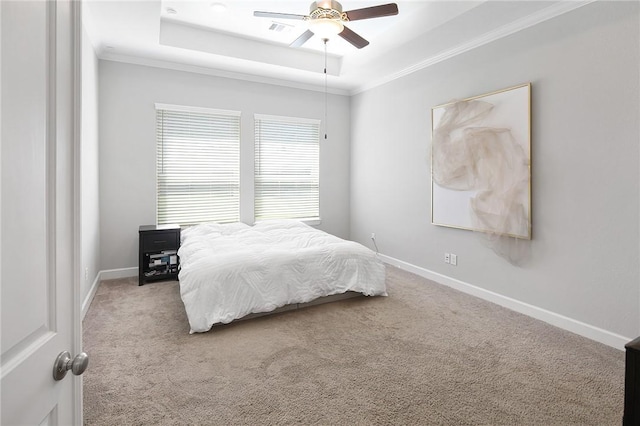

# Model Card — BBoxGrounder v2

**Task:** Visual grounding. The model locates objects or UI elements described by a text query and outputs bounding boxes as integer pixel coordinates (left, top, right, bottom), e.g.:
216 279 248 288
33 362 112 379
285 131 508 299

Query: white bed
177 220 387 333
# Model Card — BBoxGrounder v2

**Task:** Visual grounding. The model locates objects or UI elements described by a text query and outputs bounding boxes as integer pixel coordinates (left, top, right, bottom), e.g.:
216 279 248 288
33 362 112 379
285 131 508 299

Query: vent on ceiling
269 22 293 33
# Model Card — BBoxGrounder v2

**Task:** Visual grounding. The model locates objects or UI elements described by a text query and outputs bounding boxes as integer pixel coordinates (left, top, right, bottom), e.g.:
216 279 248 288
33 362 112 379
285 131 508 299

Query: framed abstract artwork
431 83 531 239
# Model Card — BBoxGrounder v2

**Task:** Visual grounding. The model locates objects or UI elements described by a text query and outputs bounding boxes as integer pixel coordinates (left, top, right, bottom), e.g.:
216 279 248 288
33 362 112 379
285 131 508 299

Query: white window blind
254 114 320 222
156 104 241 226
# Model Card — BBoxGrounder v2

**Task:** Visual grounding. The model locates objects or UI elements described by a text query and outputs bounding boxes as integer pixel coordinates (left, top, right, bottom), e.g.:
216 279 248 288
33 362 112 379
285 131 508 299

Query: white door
1 0 83 424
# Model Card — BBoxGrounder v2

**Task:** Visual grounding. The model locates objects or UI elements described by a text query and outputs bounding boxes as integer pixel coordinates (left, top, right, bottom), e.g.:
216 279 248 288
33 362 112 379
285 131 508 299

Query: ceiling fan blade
253 11 307 20
344 3 398 21
290 29 315 48
339 26 369 49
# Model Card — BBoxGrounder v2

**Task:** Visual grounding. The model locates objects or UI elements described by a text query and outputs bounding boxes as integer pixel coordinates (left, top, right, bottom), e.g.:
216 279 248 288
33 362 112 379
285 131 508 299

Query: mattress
178 220 387 333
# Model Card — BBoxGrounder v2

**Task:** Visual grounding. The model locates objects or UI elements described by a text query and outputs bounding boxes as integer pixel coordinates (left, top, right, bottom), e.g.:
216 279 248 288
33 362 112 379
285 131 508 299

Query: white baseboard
81 273 101 320
379 254 631 351
100 266 138 280
81 267 138 320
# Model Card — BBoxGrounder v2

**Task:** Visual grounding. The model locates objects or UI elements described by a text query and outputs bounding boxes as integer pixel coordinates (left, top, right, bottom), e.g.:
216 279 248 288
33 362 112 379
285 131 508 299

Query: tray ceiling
83 0 591 94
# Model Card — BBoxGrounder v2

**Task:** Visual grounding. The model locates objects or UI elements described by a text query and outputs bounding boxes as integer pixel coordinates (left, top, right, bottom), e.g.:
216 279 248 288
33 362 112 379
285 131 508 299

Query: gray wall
80 24 100 303
99 61 351 270
349 2 640 339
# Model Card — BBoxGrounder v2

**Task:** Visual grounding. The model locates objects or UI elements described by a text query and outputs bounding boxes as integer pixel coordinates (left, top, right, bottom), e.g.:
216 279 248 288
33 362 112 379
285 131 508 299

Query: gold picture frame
431 83 531 239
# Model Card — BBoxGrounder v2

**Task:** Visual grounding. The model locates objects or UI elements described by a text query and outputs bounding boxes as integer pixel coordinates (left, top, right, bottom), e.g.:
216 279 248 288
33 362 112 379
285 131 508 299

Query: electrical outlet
444 253 450 264
450 254 457 266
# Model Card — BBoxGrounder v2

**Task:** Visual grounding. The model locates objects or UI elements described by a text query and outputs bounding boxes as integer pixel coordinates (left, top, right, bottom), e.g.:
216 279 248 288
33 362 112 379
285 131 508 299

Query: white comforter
178 220 387 333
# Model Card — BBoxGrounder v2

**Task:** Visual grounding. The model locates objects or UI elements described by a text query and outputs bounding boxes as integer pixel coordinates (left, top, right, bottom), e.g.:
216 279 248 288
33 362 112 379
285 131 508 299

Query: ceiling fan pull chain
324 38 328 140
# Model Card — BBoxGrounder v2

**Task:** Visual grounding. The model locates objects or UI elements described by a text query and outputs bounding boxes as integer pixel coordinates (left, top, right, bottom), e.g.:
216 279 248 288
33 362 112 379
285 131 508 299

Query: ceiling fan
254 1 399 49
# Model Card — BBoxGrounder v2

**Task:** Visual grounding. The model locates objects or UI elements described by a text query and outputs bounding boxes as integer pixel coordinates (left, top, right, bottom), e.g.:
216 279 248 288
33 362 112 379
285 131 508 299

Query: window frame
254 113 321 225
155 103 242 226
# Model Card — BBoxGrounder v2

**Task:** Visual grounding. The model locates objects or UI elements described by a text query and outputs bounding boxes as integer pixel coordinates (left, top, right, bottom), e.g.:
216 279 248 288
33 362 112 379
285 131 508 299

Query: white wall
350 2 640 342
80 24 100 304
99 61 350 270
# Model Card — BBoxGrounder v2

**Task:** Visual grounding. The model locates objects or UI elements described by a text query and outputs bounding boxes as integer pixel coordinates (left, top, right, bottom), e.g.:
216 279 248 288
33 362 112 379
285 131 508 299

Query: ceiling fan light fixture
254 1 397 49
312 0 343 15
308 19 344 39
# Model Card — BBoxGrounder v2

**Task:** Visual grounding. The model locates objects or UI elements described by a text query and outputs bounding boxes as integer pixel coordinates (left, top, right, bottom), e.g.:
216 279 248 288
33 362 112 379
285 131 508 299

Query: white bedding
178 220 387 333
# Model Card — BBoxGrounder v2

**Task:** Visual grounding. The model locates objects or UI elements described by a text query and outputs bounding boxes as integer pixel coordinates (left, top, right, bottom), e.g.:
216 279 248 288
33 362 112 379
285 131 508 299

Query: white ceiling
83 0 591 94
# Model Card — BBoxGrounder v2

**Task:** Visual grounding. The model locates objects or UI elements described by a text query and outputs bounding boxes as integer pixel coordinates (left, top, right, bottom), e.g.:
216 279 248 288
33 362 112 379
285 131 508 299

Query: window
156 104 241 226
254 114 320 222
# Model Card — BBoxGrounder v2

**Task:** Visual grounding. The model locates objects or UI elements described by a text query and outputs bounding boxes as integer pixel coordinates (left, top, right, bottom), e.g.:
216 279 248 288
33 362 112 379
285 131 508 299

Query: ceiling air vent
268 22 293 33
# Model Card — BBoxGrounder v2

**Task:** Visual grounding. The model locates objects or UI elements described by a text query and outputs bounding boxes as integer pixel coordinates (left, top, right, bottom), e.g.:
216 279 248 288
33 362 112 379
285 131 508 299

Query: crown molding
98 51 352 97
351 0 597 95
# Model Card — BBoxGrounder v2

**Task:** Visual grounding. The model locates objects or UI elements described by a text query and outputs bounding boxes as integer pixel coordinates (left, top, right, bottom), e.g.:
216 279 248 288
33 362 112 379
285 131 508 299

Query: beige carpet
83 265 624 425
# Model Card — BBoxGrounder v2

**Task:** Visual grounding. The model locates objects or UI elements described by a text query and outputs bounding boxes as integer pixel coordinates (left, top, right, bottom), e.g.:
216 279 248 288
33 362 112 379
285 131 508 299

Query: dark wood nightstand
138 224 181 286
625 336 640 424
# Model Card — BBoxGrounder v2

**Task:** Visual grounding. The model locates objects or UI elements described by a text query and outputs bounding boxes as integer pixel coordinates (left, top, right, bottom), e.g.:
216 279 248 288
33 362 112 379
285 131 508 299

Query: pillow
253 219 311 232
181 221 251 242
